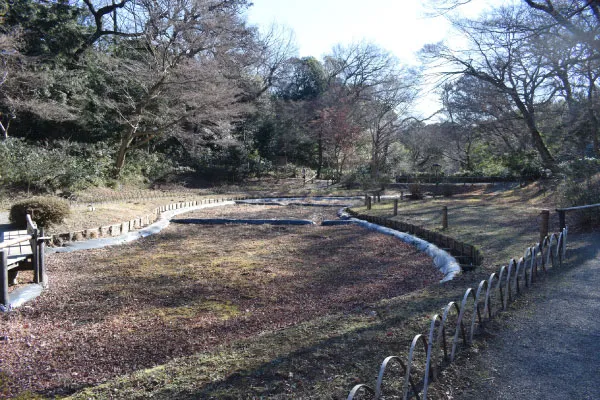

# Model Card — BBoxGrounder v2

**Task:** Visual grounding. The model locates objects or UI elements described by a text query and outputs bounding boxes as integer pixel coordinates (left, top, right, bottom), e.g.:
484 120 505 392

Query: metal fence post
393 199 398 216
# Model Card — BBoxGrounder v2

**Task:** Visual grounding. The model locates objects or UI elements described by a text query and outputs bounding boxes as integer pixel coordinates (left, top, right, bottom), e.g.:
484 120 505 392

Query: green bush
340 168 369 188
9 197 71 229
119 148 178 185
0 138 114 192
558 157 600 181
557 171 600 230
341 166 390 189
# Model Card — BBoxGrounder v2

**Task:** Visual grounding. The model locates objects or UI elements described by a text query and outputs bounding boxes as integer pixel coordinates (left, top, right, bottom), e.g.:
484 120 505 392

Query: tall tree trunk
371 152 380 179
316 129 323 179
465 140 473 171
370 129 381 179
114 133 133 178
590 108 599 155
587 79 599 155
511 94 556 171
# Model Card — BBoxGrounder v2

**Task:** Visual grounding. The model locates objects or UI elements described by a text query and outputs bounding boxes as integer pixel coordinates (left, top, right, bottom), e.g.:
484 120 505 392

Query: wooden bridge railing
0 215 46 307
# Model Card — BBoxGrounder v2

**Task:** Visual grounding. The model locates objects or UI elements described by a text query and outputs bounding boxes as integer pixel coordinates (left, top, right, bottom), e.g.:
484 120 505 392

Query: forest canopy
1 0 599 192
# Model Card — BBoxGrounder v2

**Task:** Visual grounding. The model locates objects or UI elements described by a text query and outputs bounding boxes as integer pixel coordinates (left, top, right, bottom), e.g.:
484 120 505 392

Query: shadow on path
452 232 600 400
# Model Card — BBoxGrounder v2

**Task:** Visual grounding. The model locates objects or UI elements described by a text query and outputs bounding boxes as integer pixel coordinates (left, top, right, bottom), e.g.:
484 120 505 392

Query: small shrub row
0 138 178 193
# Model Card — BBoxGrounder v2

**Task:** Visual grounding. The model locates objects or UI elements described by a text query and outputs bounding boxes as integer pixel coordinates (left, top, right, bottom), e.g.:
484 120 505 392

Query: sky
245 0 504 115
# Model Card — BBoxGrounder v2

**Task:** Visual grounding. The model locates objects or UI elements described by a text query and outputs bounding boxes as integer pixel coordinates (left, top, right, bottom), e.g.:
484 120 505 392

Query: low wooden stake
540 209 550 244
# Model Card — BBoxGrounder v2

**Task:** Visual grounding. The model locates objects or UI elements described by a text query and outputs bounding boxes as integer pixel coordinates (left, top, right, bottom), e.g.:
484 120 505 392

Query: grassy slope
354 182 557 268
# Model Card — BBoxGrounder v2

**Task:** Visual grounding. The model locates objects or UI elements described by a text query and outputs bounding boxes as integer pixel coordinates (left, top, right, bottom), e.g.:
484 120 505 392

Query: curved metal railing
347 226 568 400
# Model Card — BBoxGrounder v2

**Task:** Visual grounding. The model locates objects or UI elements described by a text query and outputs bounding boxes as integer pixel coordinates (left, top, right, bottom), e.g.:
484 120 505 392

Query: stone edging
51 198 234 246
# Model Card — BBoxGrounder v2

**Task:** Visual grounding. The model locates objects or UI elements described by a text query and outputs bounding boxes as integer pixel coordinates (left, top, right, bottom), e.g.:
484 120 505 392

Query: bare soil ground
0 182 573 399
0 217 441 398
3 181 358 235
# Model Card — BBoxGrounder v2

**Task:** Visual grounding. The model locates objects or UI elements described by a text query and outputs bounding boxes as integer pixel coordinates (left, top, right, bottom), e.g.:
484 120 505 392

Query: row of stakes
347 227 568 400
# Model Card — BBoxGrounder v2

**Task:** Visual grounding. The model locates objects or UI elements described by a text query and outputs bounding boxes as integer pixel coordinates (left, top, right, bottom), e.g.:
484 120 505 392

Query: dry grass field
1 204 441 398
0 182 567 399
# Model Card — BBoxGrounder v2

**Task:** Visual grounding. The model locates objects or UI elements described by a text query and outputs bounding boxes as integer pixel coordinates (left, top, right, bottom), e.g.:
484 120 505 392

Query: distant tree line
1 0 599 193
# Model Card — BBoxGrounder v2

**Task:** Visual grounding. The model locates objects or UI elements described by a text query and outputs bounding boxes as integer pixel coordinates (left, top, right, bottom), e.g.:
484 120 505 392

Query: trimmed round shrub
9 197 71 229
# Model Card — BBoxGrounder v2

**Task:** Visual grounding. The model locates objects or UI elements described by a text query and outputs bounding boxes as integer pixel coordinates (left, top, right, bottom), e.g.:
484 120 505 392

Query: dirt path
447 232 600 400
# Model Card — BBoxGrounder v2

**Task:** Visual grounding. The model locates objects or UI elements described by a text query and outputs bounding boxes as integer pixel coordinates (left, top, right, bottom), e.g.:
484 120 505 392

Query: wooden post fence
393 199 398 216
558 209 566 231
1 251 7 306
540 209 550 244
37 228 46 285
556 203 600 231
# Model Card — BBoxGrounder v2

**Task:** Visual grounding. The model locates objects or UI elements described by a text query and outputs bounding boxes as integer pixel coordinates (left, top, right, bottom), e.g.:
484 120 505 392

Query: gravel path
451 232 600 400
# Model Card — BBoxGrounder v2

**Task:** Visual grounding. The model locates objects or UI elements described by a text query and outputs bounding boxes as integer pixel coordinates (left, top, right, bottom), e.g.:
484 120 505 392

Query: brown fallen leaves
1 208 441 398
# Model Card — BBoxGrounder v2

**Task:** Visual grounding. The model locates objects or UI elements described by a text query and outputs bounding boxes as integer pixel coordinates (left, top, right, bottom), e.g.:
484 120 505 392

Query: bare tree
362 74 418 178
311 87 363 178
324 42 420 178
423 4 559 170
75 0 144 58
428 0 600 52
399 122 445 172
0 30 20 140
108 0 256 176
440 75 533 166
524 0 600 53
243 24 297 101
324 42 399 100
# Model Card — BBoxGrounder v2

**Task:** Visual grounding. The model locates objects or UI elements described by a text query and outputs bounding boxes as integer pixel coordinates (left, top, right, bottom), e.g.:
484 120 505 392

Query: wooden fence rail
556 202 600 230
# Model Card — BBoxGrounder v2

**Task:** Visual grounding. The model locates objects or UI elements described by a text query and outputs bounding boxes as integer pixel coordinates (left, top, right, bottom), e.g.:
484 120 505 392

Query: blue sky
245 0 504 114
245 0 498 64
